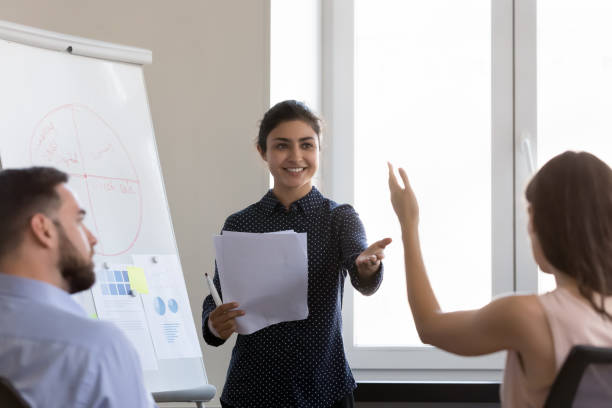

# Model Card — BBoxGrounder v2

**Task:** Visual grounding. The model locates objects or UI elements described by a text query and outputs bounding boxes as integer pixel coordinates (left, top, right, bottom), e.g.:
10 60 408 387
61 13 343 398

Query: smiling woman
257 120 319 206
201 100 391 408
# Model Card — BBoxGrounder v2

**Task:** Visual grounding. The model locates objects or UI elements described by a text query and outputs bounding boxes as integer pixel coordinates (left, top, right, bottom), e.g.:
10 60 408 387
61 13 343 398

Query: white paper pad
90 265 158 371
132 254 203 360
213 230 309 334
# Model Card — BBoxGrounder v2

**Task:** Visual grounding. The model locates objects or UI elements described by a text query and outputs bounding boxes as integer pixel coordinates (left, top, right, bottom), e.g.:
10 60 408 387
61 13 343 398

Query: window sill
355 382 500 403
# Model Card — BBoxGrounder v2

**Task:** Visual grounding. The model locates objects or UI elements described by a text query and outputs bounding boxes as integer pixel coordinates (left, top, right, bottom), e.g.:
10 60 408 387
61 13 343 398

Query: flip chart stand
153 385 216 408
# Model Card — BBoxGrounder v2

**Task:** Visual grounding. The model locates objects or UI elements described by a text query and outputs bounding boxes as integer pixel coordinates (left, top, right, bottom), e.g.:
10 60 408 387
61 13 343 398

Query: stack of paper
213 230 309 334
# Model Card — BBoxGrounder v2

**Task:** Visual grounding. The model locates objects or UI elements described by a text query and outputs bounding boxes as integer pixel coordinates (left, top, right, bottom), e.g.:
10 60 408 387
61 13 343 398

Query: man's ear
30 214 55 249
257 145 267 162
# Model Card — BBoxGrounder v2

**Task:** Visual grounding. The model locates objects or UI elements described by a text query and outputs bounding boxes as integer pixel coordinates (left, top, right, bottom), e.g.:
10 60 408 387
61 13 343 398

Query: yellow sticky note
127 267 149 294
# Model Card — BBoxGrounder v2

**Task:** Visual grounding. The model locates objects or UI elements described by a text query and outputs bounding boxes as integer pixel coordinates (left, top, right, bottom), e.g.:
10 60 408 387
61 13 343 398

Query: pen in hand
205 272 222 307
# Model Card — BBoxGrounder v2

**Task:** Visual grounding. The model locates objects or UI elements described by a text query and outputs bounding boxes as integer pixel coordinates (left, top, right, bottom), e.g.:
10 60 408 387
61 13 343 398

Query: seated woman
388 151 612 406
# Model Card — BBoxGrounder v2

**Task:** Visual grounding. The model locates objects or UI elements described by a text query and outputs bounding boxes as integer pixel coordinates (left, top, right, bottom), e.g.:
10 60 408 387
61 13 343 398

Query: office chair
0 377 30 408
544 345 612 408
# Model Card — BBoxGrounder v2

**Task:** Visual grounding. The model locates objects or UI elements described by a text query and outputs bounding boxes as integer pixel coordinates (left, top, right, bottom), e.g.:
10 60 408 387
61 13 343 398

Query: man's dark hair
257 100 322 153
0 167 68 259
526 151 612 320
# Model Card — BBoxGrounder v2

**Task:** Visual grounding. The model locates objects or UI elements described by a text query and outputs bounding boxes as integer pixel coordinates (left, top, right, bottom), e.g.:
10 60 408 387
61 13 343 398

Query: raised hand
388 162 419 231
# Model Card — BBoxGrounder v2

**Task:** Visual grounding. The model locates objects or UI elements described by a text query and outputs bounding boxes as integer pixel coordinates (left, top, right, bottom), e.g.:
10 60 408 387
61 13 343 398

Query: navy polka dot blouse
202 186 383 408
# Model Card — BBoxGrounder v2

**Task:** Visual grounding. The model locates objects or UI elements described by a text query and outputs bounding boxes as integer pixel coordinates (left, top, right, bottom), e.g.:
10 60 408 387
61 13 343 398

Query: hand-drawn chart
30 104 142 256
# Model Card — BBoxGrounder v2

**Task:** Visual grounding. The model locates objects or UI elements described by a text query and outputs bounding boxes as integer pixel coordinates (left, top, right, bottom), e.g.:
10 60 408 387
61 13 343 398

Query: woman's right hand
388 162 420 231
209 302 245 340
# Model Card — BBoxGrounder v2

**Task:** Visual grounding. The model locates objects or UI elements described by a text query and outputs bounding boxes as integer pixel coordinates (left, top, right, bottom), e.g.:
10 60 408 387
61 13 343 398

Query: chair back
0 377 30 408
544 345 612 408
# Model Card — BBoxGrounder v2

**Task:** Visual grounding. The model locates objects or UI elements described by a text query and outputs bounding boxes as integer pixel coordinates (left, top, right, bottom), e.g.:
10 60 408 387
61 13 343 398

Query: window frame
514 0 540 292
318 0 536 374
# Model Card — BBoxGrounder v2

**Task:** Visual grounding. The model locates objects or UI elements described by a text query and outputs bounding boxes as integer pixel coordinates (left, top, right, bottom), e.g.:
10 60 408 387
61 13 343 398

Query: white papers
91 265 158 371
90 255 202 370
132 255 202 360
214 230 309 334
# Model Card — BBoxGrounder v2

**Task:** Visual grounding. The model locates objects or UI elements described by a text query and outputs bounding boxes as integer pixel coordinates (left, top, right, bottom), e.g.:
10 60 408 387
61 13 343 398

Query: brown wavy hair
257 100 321 153
526 151 612 319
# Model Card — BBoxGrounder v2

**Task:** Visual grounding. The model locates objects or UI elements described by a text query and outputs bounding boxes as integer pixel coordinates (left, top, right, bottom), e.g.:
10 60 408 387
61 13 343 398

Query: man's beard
56 224 95 294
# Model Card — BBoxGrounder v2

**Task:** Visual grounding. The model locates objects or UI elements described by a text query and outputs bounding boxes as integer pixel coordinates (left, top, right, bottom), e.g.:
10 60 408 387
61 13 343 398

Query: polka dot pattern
202 187 383 407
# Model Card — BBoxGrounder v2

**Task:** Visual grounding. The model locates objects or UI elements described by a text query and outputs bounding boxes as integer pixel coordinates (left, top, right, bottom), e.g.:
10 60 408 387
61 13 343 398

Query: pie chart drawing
30 104 142 256
168 298 178 313
154 296 166 316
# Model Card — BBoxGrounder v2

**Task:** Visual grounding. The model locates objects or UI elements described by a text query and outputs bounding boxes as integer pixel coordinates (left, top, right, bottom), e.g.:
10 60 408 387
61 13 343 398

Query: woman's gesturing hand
356 238 392 276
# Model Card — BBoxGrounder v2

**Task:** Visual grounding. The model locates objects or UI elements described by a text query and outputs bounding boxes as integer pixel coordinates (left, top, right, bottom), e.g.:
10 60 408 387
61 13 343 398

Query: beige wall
0 1 270 406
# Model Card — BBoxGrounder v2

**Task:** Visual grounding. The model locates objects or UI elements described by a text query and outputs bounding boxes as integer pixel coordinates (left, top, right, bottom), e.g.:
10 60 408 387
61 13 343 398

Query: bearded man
0 167 156 408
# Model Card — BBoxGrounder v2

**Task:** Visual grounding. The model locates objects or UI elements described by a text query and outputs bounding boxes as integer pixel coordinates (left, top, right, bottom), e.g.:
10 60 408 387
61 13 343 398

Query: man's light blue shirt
0 273 157 408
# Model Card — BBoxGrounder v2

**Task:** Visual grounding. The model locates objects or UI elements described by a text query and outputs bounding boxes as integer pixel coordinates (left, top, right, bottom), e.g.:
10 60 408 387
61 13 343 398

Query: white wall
0 1 270 406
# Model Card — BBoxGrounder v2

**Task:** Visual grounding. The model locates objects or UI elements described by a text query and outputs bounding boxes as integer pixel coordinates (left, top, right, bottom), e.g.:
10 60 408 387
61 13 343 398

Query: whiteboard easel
0 20 214 406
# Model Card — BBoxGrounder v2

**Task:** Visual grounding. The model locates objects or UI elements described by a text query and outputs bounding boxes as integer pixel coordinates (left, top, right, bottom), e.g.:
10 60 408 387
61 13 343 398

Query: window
353 0 492 349
322 0 508 374
270 0 321 110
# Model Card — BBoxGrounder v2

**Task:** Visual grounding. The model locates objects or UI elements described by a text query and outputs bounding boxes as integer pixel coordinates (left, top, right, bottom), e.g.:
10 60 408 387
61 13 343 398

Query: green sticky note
127 266 149 294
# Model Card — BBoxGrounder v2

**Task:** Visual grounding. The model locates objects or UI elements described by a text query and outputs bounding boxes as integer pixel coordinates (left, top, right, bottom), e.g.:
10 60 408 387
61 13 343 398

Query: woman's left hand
356 238 392 276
